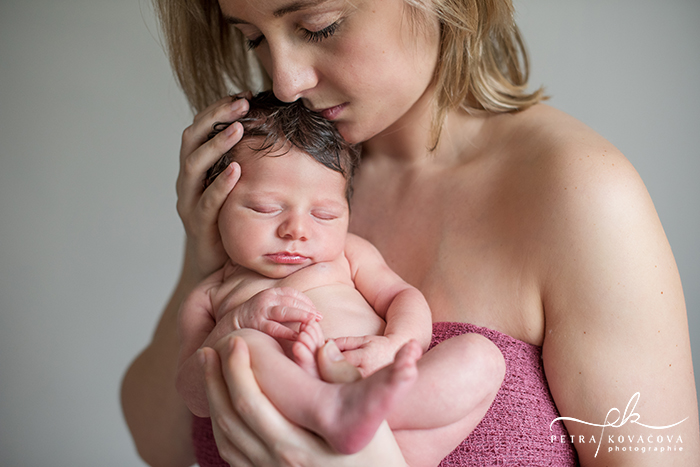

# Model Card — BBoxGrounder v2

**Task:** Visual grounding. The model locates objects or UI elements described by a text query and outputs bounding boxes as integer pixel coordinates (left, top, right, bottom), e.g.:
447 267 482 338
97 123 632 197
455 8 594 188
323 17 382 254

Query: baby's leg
237 328 422 454
388 333 506 467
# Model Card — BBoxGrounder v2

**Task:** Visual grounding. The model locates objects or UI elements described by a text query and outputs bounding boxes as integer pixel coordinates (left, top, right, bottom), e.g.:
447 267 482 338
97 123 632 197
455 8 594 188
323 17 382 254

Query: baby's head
205 91 358 202
207 91 359 279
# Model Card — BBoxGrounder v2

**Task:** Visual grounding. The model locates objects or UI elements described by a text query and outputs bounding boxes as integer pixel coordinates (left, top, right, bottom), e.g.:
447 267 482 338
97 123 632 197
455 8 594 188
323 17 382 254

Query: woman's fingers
210 337 407 467
177 95 248 212
201 346 264 467
174 96 249 277
219 336 313 460
178 122 243 210
184 96 250 158
195 161 241 222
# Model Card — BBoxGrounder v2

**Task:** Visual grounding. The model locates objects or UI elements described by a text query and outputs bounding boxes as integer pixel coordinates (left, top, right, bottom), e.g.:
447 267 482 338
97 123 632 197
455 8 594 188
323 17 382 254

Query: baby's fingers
337 348 365 369
333 335 366 352
274 286 318 309
259 320 298 341
268 301 321 325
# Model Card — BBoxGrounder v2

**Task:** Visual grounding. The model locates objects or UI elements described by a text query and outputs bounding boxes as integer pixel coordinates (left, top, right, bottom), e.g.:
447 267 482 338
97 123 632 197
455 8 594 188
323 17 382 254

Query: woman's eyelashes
244 20 341 50
246 36 264 50
302 21 340 43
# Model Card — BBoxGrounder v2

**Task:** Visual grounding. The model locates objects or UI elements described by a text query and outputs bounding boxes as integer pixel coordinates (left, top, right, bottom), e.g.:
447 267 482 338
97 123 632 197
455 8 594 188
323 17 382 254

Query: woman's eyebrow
273 0 329 17
223 0 330 24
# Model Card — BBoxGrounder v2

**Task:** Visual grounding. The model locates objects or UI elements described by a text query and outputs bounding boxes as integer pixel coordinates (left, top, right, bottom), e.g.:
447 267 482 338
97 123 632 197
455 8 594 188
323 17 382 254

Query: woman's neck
361 85 486 167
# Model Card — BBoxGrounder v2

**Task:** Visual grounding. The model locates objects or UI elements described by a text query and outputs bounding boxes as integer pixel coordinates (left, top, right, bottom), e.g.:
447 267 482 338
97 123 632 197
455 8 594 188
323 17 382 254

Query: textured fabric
192 322 579 466
192 415 227 467
432 322 579 466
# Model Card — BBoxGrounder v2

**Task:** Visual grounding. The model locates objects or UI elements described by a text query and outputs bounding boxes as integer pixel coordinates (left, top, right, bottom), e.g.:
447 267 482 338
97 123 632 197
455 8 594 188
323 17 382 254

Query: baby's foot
292 321 325 378
319 340 422 454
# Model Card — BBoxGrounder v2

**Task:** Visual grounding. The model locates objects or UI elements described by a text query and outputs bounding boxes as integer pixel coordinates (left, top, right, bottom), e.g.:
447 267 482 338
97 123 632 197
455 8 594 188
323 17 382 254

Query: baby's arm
176 271 223 418
177 269 322 417
338 234 433 375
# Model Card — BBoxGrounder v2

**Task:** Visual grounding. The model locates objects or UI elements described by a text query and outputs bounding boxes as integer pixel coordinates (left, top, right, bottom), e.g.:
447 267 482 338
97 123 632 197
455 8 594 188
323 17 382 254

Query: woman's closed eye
246 35 264 50
245 20 341 50
302 21 340 43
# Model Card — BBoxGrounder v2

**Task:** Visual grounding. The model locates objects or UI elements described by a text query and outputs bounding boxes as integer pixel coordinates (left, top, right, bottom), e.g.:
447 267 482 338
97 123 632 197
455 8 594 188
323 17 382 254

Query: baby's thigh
425 333 505 393
227 328 292 362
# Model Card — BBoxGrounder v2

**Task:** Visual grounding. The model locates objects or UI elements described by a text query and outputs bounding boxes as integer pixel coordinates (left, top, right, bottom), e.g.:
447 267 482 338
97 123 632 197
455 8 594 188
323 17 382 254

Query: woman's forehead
219 0 346 21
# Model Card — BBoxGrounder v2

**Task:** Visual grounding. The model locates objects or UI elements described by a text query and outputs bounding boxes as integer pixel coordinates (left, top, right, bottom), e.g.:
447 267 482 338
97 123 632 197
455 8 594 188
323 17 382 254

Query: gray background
0 0 698 465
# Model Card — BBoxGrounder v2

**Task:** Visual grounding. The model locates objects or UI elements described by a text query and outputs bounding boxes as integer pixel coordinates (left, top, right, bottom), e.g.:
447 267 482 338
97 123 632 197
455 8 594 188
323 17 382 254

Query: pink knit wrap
192 322 579 466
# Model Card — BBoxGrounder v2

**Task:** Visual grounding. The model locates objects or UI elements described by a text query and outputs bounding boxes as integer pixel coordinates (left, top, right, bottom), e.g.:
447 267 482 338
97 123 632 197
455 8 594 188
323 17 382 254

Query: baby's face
219 142 350 279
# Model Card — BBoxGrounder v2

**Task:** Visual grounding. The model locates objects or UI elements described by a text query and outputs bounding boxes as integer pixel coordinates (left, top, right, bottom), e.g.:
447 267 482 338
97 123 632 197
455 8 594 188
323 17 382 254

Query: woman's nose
269 44 318 102
277 214 309 241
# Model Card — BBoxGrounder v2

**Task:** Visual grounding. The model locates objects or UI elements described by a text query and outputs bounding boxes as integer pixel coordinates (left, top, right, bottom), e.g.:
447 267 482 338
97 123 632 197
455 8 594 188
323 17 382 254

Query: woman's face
218 0 441 143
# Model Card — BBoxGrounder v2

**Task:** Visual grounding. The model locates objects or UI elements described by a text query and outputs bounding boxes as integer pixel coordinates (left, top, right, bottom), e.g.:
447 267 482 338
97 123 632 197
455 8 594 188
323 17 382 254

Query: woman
121 0 700 465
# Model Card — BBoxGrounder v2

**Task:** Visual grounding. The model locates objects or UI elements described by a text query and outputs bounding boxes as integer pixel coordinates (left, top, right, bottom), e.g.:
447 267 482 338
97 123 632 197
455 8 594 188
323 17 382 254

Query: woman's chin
337 121 380 145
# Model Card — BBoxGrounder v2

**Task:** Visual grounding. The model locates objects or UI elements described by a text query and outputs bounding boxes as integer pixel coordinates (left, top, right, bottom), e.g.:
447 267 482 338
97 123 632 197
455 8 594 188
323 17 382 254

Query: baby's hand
333 335 412 377
221 287 322 341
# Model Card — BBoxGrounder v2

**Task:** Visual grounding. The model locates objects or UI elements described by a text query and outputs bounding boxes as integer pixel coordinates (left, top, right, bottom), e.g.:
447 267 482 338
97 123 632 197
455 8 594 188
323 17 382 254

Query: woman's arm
121 95 249 465
121 257 199 467
539 138 700 466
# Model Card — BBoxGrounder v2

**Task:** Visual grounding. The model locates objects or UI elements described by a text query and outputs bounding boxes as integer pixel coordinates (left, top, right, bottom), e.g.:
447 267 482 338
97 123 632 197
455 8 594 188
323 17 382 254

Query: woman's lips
265 253 309 264
319 103 347 120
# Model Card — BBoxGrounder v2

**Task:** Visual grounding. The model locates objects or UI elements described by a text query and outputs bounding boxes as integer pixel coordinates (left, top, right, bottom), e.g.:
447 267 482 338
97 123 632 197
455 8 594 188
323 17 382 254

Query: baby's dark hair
205 91 359 202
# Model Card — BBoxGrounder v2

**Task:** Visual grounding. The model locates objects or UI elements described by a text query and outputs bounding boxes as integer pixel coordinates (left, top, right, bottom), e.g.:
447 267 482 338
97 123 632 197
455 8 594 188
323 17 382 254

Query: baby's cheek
324 231 349 261
221 224 251 260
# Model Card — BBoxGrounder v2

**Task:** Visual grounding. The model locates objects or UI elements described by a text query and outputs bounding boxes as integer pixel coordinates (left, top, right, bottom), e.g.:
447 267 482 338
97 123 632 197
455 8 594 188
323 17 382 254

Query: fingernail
197 349 207 367
231 99 248 113
224 121 238 136
325 340 344 362
223 162 235 177
228 335 238 352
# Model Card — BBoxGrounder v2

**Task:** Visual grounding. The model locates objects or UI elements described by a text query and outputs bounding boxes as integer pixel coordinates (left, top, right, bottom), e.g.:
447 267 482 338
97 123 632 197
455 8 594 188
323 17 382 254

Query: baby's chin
254 261 315 280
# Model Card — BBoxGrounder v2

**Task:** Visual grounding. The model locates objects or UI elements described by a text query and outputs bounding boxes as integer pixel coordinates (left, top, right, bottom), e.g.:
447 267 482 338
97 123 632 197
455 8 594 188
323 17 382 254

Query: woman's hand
202 337 408 467
177 94 250 281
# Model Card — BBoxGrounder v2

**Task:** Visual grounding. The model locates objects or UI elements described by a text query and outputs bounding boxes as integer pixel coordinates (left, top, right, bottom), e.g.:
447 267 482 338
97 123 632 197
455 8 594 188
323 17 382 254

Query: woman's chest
349 163 546 345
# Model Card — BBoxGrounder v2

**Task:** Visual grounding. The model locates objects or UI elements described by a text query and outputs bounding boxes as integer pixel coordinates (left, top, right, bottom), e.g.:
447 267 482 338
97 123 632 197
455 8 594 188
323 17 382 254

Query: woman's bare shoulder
508 104 622 162
501 103 646 207
494 103 662 278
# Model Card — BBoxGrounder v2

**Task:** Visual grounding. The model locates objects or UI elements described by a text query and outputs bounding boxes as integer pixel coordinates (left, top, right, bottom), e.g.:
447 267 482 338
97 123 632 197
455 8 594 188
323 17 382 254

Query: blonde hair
153 0 544 141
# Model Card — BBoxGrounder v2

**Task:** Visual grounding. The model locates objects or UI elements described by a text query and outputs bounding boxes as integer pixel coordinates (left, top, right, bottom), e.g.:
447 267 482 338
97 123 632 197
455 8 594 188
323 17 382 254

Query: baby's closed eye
248 204 282 214
311 210 340 221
